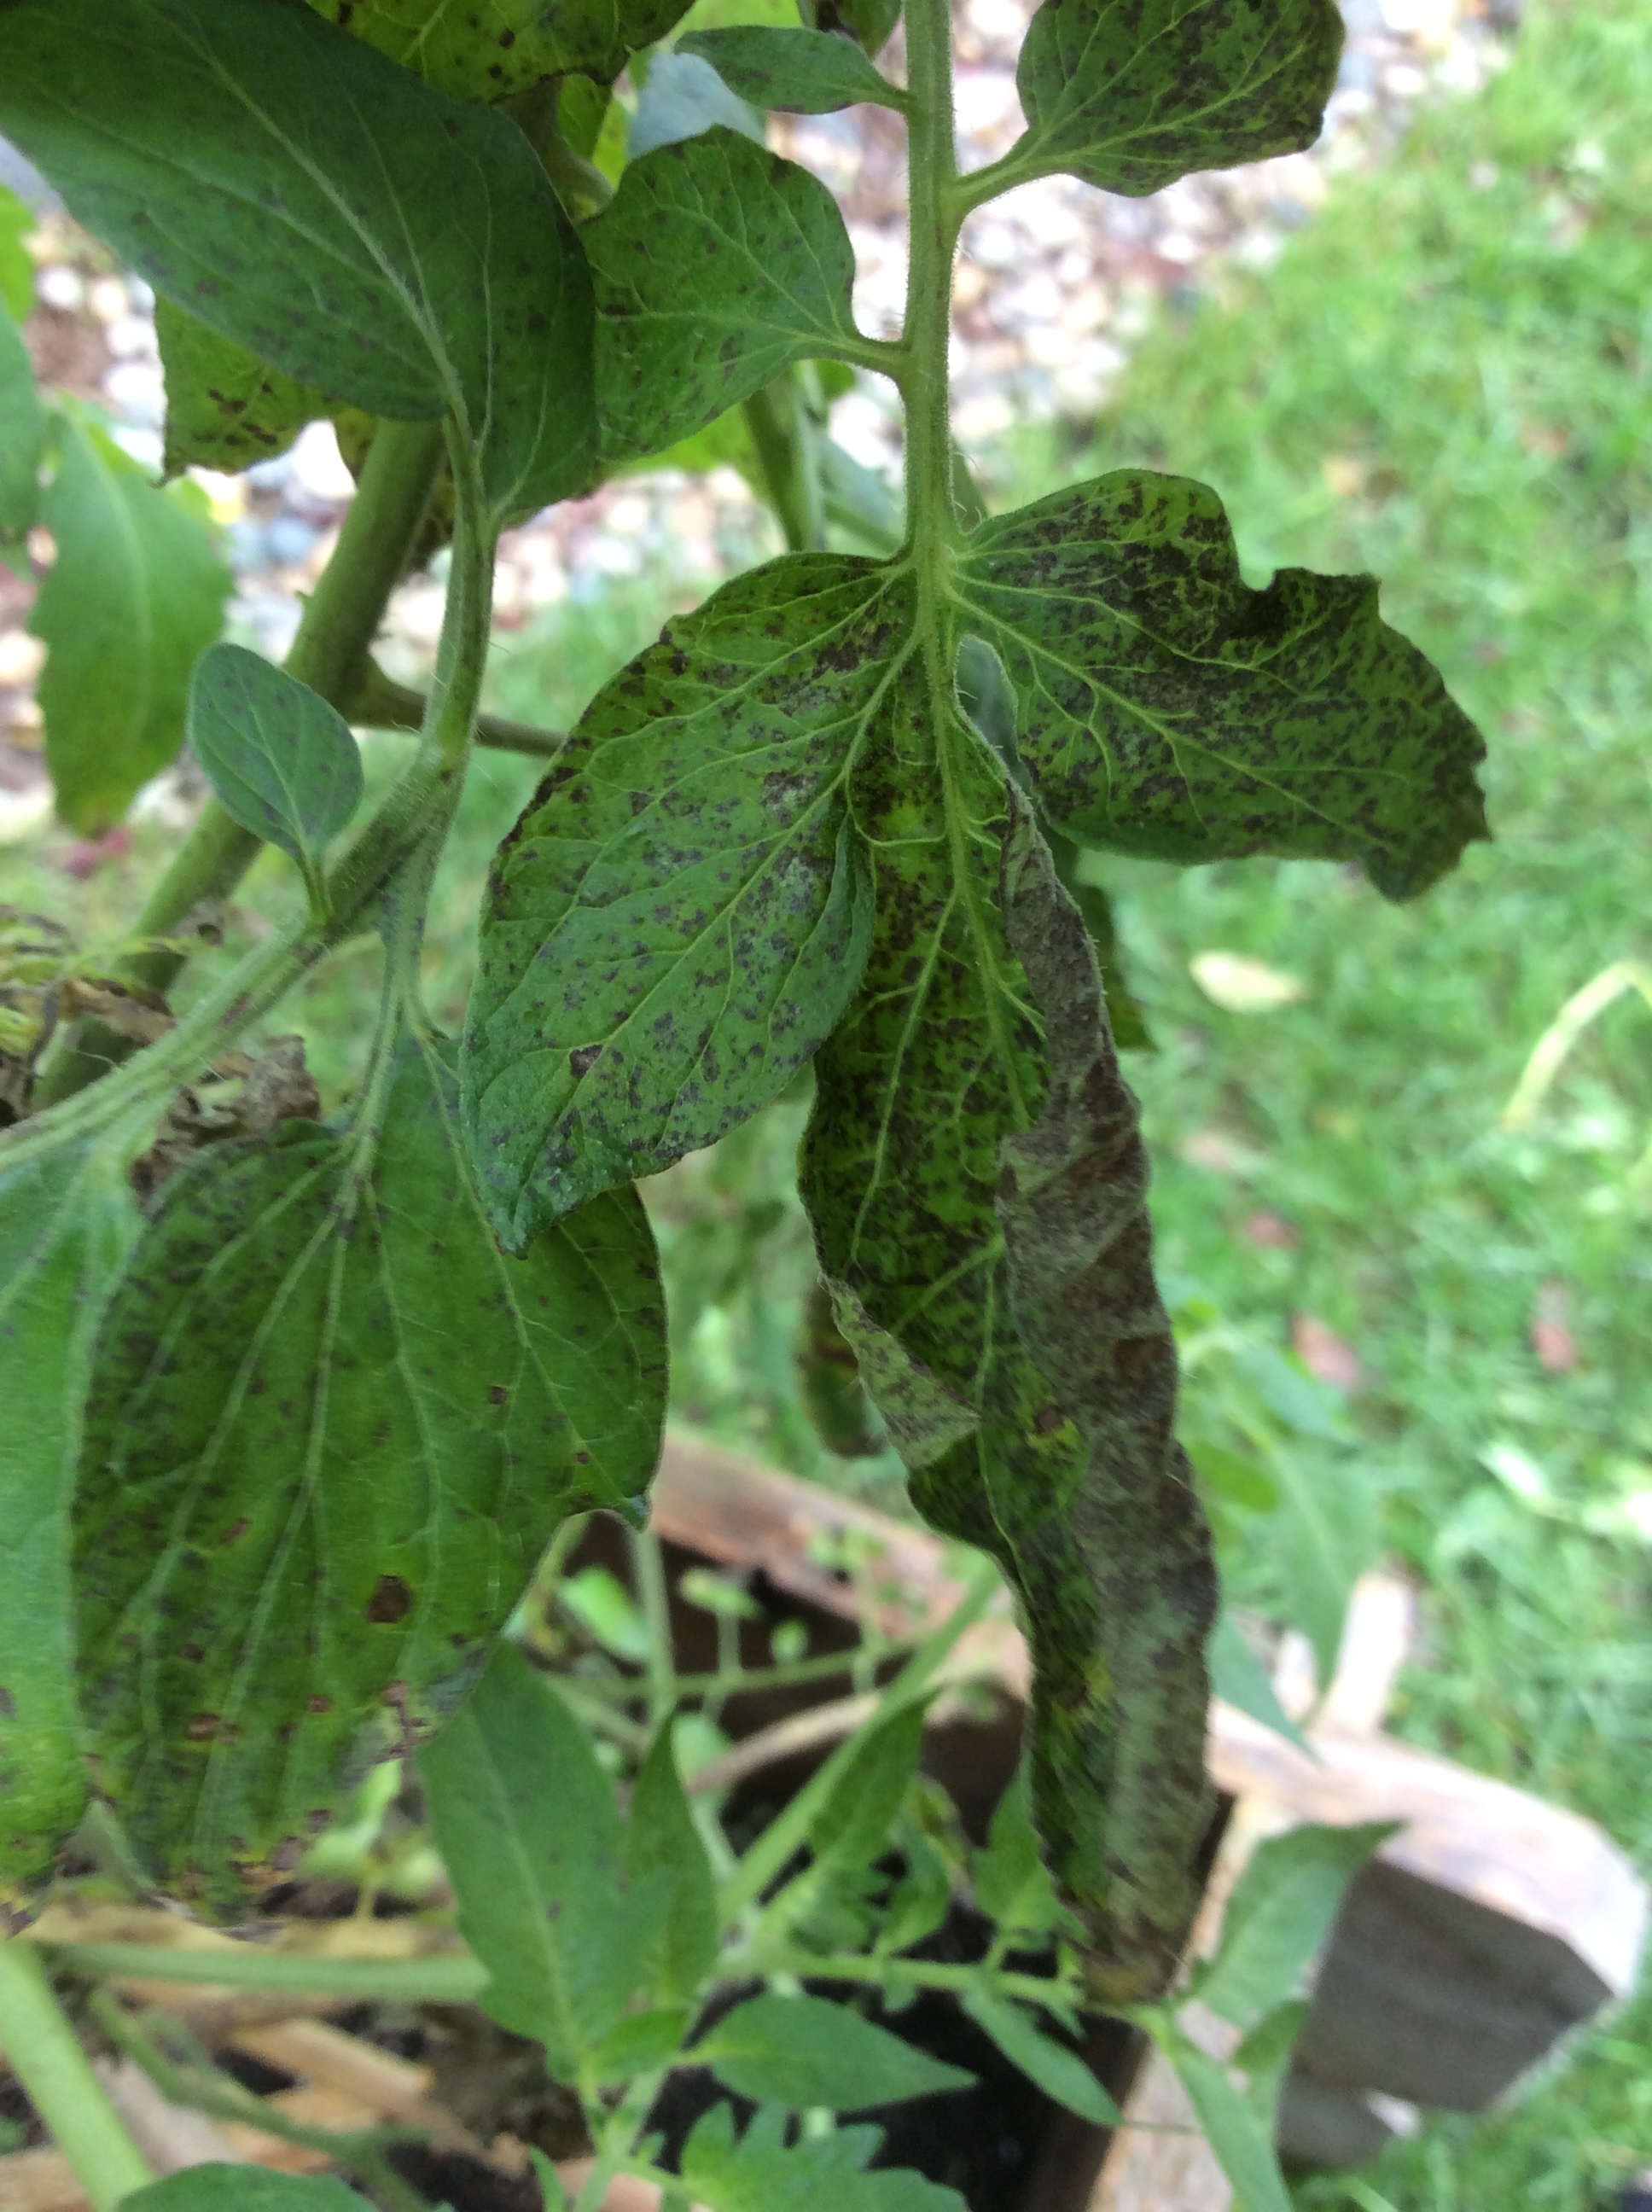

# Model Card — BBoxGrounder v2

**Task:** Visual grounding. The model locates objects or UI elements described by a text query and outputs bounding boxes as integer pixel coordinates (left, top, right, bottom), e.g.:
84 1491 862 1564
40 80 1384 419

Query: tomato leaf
0 0 595 517
0 296 43 540
32 415 230 832
188 645 364 892
1190 1819 1395 2031
625 1721 719 2006
678 27 910 112
679 2104 966 2211
156 302 327 479
125 2171 363 2212
1010 0 1342 197
695 1991 974 2110
74 1027 665 1912
463 554 882 1246
589 128 869 462
0 1131 142 1921
419 1643 674 2075
957 471 1488 900
960 1992 1121 2127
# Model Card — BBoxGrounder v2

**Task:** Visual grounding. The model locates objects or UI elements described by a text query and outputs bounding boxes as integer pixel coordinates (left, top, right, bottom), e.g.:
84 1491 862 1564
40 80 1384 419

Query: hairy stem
38 417 445 1104
900 0 964 560
0 1941 153 2209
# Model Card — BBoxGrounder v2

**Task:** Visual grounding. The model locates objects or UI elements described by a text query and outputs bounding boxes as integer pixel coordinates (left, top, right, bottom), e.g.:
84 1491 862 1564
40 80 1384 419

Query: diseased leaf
0 296 43 539
420 1644 673 2076
679 2104 966 2212
956 471 1487 900
0 0 595 518
125 2170 362 2212
589 128 870 463
32 415 231 833
1192 1819 1394 2031
678 27 909 111
628 52 765 159
803 754 1218 2001
960 1992 1122 2127
156 303 326 478
696 1991 974 2110
0 183 33 323
75 1027 666 1912
463 553 886 1247
188 645 364 892
625 1721 718 2005
800 0 902 58
1009 0 1342 197
309 0 696 97
0 1131 141 1924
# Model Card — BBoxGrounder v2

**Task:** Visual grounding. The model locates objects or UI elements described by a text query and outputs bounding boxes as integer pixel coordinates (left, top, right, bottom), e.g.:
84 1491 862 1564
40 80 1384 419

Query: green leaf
463 553 881 1247
0 1131 141 1922
804 767 1218 2002
799 0 902 58
1231 1998 1311 2124
696 1991 974 2110
679 2104 966 2212
1157 2026 1294 2212
972 1762 1070 1937
956 471 1488 900
0 0 595 518
1269 1443 1375 1689
155 302 327 479
625 1721 719 2005
960 1991 1122 2128
74 1027 665 1913
188 645 364 894
0 183 34 323
588 2003 691 2083
589 128 869 462
809 1701 926 1883
419 1643 672 2076
309 0 697 97
125 2170 363 2212
0 297 43 540
561 1564 654 1661
1191 1820 1394 2032
32 414 230 833
629 52 765 158
1009 0 1343 197
1206 1610 1309 1754
678 27 909 111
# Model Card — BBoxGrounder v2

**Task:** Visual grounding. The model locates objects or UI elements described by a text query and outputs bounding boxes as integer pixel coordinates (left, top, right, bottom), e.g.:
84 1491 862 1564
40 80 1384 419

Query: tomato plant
0 0 1484 2202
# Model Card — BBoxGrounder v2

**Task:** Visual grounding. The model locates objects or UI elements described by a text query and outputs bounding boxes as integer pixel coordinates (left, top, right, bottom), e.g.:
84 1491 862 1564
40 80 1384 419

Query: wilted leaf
590 128 870 462
0 0 595 517
463 554 883 1246
678 27 909 110
32 415 231 832
1010 0 1342 197
957 471 1487 899
696 1990 974 2109
75 1028 665 1911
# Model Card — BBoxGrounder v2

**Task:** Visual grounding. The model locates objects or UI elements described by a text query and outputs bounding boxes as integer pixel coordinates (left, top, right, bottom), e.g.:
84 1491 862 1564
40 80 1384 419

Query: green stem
37 1939 487 2004
749 1947 1081 2011
630 1523 678 1732
351 659 565 760
900 0 964 559
0 1941 153 2209
38 418 445 1104
718 1557 1000 1923
742 370 826 553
